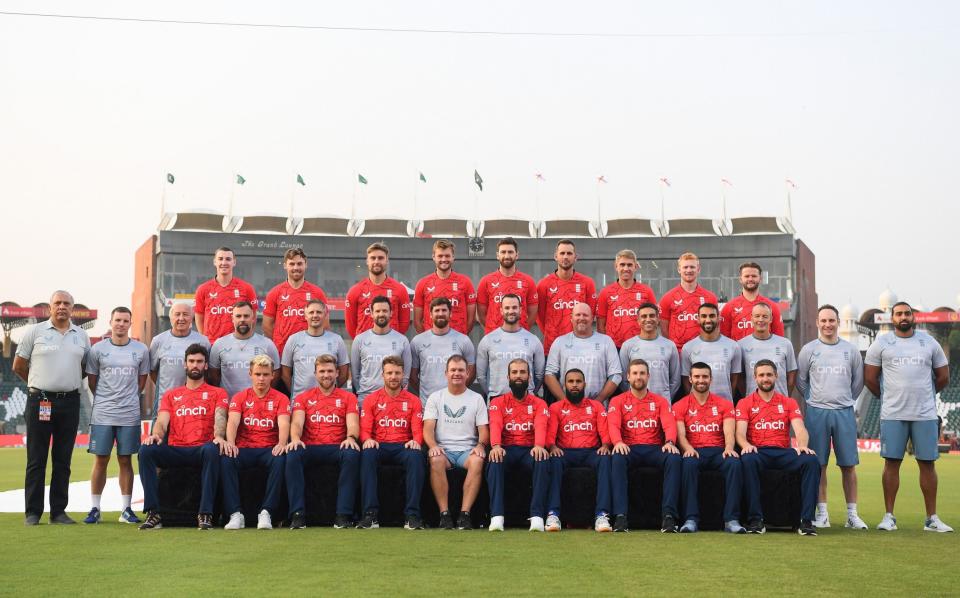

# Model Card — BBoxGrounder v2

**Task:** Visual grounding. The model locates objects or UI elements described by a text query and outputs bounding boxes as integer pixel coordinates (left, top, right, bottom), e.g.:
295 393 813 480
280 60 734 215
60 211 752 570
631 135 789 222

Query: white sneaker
812 513 830 528
594 513 612 533
257 509 272 530
488 516 505 532
845 514 869 530
924 515 954 533
529 516 545 532
877 513 898 531
224 512 245 530
545 514 561 532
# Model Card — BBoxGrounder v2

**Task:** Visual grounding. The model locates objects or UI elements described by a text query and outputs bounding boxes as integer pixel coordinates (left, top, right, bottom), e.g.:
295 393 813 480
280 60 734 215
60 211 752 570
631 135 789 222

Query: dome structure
840 304 859 322
878 289 898 311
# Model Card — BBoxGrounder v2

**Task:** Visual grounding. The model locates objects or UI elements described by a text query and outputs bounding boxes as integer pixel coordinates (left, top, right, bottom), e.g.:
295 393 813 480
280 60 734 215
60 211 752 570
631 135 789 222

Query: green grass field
0 449 956 596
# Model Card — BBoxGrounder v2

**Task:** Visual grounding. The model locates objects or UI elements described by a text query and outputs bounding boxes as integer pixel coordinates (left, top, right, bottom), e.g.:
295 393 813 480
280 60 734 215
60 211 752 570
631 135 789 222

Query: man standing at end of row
262 248 329 359
345 242 411 338
545 303 621 406
149 301 209 417
619 303 680 400
414 239 476 335
537 239 596 355
720 262 784 341
476 295 545 400
194 246 258 343
597 249 656 349
660 252 717 352
476 237 538 333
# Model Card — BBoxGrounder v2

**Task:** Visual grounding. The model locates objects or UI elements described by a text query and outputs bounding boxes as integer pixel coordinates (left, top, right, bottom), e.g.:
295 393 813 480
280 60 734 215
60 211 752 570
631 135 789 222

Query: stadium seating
859 394 882 439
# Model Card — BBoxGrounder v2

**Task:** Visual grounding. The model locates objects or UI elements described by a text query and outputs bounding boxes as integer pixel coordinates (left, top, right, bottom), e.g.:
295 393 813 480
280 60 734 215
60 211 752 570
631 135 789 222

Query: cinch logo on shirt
563 421 594 432
176 406 207 416
310 412 341 423
815 365 849 375
425 354 451 365
612 307 639 317
626 419 658 429
753 419 785 431
102 366 138 376
566 354 598 366
244 416 275 428
505 421 533 431
282 307 305 317
209 305 234 315
736 321 753 329
378 417 408 428
677 312 699 322
891 356 924 366
687 421 719 433
553 299 580 310
492 350 527 360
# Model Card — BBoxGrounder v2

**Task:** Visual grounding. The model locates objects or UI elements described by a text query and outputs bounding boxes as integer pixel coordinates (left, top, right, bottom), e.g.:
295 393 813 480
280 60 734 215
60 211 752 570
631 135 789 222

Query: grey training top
281 330 349 397
865 330 948 421
680 335 743 402
350 328 411 402
16 320 91 392
149 329 210 403
738 334 797 397
209 333 280 399
475 327 545 398
546 331 622 400
797 338 864 410
620 334 681 399
86 339 150 426
424 388 489 452
410 329 476 402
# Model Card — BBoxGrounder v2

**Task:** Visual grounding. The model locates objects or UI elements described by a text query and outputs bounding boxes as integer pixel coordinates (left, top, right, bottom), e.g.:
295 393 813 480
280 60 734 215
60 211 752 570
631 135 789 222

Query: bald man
149 302 210 417
544 303 621 405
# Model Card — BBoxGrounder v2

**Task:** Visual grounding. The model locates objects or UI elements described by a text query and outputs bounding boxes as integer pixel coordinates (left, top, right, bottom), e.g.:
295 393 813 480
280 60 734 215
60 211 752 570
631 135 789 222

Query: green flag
474 169 483 191
419 172 426 183
236 174 246 185
296 174 305 186
166 173 175 184
358 174 368 185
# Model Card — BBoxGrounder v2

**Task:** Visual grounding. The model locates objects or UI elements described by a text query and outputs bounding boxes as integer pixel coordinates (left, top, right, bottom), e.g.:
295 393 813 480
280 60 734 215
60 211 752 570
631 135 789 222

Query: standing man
350 296 412 405
619 303 681 400
608 359 682 533
597 249 657 349
720 262 785 341
544 303 621 405
738 303 797 398
83 307 150 525
410 297 476 403
797 304 867 530
194 246 258 343
423 356 489 530
262 248 329 359
14 290 91 525
476 237 538 333
486 359 551 532
138 344 231 530
284 355 361 530
537 239 597 355
413 239 477 335
345 242 411 338
681 303 742 402
209 302 280 399
149 301 209 417
865 301 952 532
475 295 545 400
281 299 349 397
659 252 718 351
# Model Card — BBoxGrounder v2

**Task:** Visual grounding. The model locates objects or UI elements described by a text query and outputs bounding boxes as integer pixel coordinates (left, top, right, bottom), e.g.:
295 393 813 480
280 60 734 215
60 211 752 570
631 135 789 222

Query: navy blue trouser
741 447 820 522
548 448 611 516
681 447 742 523
139 442 220 514
611 444 681 518
361 443 425 517
221 448 286 515
486 446 550 518
285 444 360 516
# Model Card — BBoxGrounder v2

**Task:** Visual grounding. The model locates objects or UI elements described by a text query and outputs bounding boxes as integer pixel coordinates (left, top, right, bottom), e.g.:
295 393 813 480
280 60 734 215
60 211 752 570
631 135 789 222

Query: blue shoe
83 507 101 524
119 507 142 524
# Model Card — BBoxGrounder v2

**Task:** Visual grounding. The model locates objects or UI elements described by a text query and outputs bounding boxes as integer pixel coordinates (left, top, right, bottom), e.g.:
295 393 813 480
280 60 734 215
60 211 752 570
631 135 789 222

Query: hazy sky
2 1 959 330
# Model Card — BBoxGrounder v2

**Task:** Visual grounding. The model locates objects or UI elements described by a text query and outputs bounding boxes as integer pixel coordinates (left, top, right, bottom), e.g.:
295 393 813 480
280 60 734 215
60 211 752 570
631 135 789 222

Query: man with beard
350 296 412 405
597 249 657 349
149 301 209 417
345 242 411 338
262 248 330 358
486 359 551 531
410 297 476 403
545 369 612 533
659 252 718 352
619 303 680 400
680 303 742 402
209 302 280 398
138 344 232 530
193 246 258 343
537 239 597 355
738 303 797 398
720 262 784 341
736 360 819 536
476 237 538 333
608 359 681 533
544 303 621 405
865 301 952 532
413 239 476 335
281 299 349 397
476 294 545 400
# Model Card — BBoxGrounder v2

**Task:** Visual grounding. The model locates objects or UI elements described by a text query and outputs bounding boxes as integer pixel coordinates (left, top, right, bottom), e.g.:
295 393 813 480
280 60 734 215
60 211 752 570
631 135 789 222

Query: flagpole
412 169 419 224
288 170 296 226
228 175 236 231
159 172 167 226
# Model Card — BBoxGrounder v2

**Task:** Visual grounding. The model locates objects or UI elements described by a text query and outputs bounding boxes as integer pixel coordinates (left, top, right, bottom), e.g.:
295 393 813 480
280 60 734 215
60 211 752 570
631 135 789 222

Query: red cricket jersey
607 391 676 445
263 280 329 356
596 281 657 347
658 284 718 351
292 387 358 445
359 388 423 444
719 295 785 341
536 271 598 353
159 383 229 447
345 277 412 337
673 393 734 449
194 277 259 343
476 270 539 333
735 392 802 448
488 393 549 447
413 271 477 334
229 388 290 449
546 398 610 449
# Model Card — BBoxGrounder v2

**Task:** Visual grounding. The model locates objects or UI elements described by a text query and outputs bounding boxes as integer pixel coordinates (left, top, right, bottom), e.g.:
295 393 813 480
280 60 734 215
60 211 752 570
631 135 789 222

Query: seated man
359 356 426 530
736 359 820 536
138 344 231 530
545 369 613 533
674 362 744 534
424 355 489 530
220 355 290 530
608 358 681 533
486 358 551 532
285 354 361 530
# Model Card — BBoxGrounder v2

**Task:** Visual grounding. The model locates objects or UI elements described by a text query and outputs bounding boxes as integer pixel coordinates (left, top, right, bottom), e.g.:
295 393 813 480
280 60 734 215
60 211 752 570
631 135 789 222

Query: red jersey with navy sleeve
292 387 358 445
413 271 477 334
345 277 412 337
488 393 549 447
476 270 538 333
537 271 598 353
160 383 229 447
672 393 734 448
596 281 657 347
607 391 676 446
194 277 259 343
736 391 802 448
263 280 329 356
547 398 609 449
229 388 290 448
719 295 785 341
658 284 718 351
360 388 423 444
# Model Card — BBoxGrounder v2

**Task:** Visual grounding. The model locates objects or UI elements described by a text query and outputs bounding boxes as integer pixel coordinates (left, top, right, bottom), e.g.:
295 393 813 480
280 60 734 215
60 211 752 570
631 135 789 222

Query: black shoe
661 514 678 533
798 520 817 536
333 514 354 529
439 511 455 530
197 513 213 530
24 514 40 526
613 514 629 533
746 518 766 534
405 514 425 530
139 512 163 530
457 511 473 530
50 513 76 525
289 511 306 530
357 511 379 529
